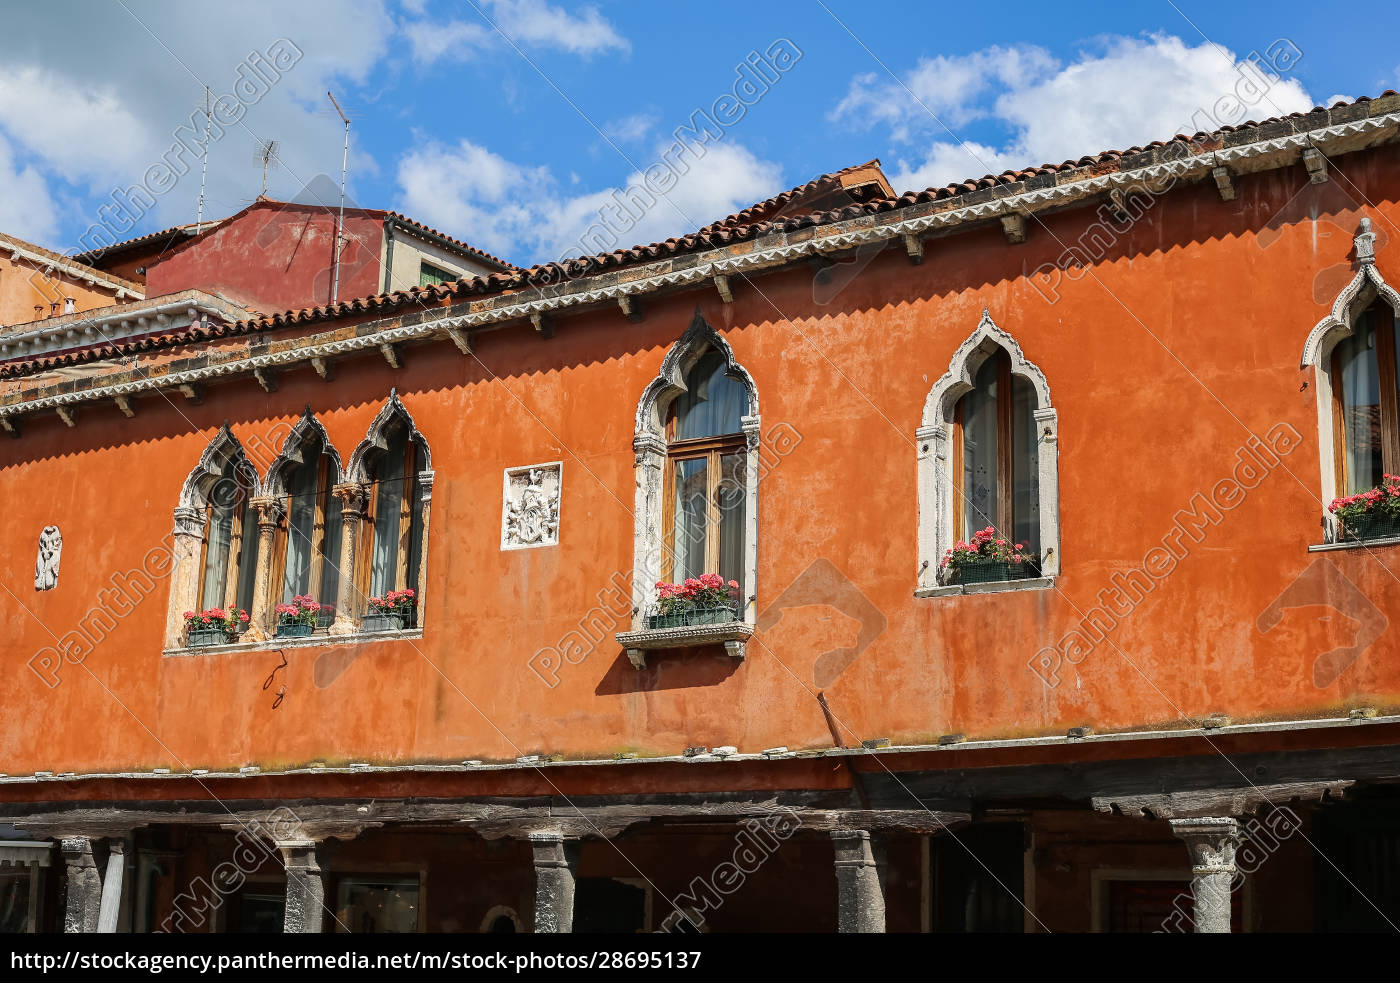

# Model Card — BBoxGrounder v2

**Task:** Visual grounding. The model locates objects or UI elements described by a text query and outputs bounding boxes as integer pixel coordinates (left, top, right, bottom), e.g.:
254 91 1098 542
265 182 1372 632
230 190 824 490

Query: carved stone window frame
339 390 435 631
631 311 760 630
167 424 264 646
1300 223 1400 542
917 310 1060 592
264 407 345 621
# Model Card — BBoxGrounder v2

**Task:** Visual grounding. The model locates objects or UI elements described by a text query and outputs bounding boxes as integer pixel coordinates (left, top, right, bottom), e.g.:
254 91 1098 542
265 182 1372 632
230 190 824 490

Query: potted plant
363 588 415 632
941 527 1036 584
274 594 322 638
184 607 248 647
1329 474 1400 541
647 574 741 629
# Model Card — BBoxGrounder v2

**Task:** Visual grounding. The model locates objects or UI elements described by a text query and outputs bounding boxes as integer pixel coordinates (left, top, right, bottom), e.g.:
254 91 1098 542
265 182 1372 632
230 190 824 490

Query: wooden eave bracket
444 325 473 355
0 415 19 438
253 367 278 393
902 233 924 264
56 406 78 428
617 295 643 323
1212 165 1237 201
529 313 555 339
114 395 136 418
379 343 402 369
177 383 204 404
713 274 734 303
1302 147 1329 184
1000 214 1027 244
311 357 335 381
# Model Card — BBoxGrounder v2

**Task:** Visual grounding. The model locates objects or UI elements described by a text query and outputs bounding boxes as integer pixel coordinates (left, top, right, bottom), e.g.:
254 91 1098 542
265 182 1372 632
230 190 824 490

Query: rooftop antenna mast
328 91 351 305
257 139 279 197
195 86 211 234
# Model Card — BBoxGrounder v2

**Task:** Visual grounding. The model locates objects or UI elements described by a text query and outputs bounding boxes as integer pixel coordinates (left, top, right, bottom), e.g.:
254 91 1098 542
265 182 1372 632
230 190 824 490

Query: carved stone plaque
501 463 561 550
35 525 62 591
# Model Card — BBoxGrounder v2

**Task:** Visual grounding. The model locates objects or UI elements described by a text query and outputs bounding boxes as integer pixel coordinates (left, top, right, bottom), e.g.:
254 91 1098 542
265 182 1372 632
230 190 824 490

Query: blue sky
1 1 1396 269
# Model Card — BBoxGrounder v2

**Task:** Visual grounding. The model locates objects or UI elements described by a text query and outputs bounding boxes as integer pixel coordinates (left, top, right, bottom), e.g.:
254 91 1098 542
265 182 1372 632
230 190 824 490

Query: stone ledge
163 628 424 658
1308 536 1400 553
914 577 1055 599
615 622 754 669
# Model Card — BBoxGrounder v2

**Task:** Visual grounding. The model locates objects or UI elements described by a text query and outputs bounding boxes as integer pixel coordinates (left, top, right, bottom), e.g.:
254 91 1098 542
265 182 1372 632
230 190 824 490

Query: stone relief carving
501 464 562 549
35 525 62 590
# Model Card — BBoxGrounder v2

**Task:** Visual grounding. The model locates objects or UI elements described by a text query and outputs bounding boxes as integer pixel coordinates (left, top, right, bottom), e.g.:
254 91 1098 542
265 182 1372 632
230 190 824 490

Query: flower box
1342 512 1400 541
647 604 741 630
940 527 1037 586
187 627 234 648
361 612 406 633
276 622 315 639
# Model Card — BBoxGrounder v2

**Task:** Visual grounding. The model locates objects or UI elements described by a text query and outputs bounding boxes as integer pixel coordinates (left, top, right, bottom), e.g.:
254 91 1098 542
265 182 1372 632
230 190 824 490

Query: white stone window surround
916 310 1060 593
1300 228 1400 543
630 310 761 630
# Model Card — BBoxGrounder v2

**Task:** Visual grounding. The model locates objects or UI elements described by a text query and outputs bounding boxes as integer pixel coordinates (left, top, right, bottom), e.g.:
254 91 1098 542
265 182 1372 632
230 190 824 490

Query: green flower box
949 559 1031 585
276 622 315 639
647 605 741 630
361 612 406 633
1342 512 1400 541
187 627 234 648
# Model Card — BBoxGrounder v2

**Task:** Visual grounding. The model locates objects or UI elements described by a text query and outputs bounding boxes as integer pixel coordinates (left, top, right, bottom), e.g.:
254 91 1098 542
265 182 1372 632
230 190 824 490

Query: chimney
64 297 75 314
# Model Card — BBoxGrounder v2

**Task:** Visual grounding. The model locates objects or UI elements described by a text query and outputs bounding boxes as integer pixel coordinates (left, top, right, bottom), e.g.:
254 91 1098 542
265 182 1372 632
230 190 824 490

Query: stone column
414 471 434 628
279 840 325 934
61 837 102 933
166 507 205 647
1169 817 1240 933
529 831 578 933
329 482 368 635
246 496 285 642
831 828 886 933
96 835 132 933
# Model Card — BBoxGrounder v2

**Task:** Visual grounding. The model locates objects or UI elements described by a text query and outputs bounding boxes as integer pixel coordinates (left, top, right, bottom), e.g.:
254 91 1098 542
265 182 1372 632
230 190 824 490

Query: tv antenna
256 139 280 197
328 91 351 305
195 87 211 234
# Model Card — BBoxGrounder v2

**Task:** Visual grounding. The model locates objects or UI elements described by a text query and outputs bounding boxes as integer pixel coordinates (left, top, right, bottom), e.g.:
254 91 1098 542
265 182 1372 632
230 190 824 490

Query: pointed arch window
664 350 749 584
366 416 427 601
952 347 1042 560
918 311 1059 594
199 454 260 614
1330 298 1400 495
269 420 344 622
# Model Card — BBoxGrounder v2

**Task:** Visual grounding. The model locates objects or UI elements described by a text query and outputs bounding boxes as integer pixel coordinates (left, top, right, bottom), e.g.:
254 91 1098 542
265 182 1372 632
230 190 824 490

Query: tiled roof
384 212 516 271
73 219 224 265
6 91 1398 380
0 231 145 295
696 159 894 234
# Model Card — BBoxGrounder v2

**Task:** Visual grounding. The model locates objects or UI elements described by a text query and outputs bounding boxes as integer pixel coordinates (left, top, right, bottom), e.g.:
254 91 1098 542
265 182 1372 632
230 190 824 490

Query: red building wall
2 148 1399 783
143 202 384 314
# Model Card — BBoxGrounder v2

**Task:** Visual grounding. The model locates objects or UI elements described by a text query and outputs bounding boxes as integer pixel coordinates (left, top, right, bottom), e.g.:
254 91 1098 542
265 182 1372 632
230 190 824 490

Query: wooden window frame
195 471 254 613
360 437 420 604
273 455 336 608
952 349 1017 539
1332 300 1400 493
661 416 745 582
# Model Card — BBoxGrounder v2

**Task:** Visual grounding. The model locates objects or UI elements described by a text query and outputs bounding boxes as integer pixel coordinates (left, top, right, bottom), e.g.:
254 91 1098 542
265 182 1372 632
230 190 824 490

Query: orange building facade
2 95 1400 934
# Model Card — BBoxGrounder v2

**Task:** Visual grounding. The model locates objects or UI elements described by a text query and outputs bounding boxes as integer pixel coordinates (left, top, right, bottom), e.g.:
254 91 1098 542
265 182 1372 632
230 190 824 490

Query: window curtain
282 441 321 601
1011 375 1041 558
961 357 999 538
671 352 746 439
670 457 708 582
1337 312 1382 494
368 422 422 600
717 451 746 584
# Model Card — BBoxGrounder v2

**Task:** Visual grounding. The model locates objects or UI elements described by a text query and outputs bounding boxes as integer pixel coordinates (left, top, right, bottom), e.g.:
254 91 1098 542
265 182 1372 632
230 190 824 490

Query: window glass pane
405 473 424 619
201 457 250 607
370 468 405 598
718 451 746 587
960 356 999 538
1337 312 1383 494
321 489 343 621
334 876 420 934
671 351 746 439
0 870 31 933
235 493 259 613
1011 376 1041 560
670 456 709 581
282 438 322 601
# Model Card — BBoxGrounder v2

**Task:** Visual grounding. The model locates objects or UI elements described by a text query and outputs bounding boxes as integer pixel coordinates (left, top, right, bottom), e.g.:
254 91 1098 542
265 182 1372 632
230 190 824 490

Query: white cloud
604 111 659 145
0 0 396 250
0 134 58 243
396 137 780 264
402 0 627 65
835 34 1317 193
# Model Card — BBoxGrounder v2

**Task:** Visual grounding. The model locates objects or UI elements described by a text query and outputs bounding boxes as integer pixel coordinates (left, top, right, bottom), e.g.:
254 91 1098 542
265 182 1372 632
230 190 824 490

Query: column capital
249 495 285 530
332 481 370 517
172 506 204 538
1169 816 1240 874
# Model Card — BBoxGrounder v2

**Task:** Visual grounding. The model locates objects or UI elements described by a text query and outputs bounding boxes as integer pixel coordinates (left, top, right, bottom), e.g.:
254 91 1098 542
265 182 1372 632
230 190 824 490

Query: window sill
164 628 424 658
1308 535 1400 552
615 622 754 669
915 577 1055 599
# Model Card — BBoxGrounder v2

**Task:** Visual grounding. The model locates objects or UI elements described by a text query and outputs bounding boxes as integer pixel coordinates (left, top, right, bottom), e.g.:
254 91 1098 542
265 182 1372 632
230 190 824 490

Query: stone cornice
2 107 1397 424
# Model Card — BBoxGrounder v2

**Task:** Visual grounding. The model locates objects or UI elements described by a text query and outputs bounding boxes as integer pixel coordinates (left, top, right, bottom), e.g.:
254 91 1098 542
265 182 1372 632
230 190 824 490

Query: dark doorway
930 823 1025 932
573 878 647 933
228 890 284 933
1315 794 1400 932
